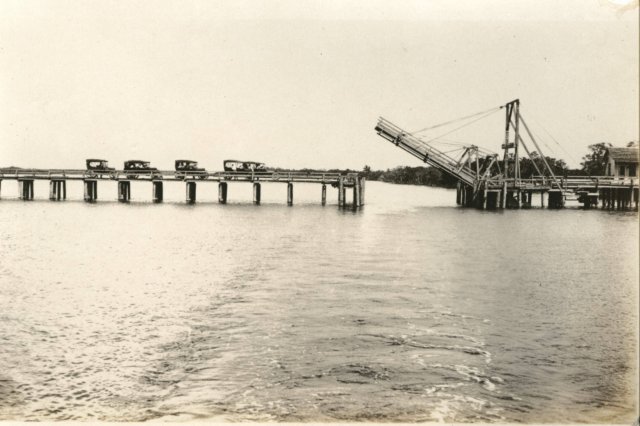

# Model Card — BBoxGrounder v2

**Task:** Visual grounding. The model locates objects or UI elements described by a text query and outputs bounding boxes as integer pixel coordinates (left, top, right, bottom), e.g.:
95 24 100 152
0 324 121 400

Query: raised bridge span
0 169 365 208
375 99 638 210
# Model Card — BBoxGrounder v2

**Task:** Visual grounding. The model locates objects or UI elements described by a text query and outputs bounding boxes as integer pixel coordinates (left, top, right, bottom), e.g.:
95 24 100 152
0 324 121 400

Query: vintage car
85 159 116 178
175 160 207 180
223 160 267 173
124 160 161 179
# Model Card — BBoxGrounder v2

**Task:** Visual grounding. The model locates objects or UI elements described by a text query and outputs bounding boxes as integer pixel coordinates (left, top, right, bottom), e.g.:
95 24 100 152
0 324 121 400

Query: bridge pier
83 179 98 202
338 178 345 207
501 182 507 209
253 182 261 205
152 180 163 203
118 181 131 202
353 179 361 209
359 177 366 206
321 184 327 206
49 179 66 201
18 179 34 200
218 182 228 204
186 181 197 204
287 182 294 206
547 189 563 209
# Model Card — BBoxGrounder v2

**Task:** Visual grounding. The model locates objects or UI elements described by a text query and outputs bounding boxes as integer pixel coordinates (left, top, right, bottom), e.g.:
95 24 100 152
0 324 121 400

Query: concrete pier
152 180 163 203
287 182 293 206
49 179 66 201
253 182 261 205
186 181 196 204
218 182 228 204
18 179 34 200
118 181 131 202
83 180 98 202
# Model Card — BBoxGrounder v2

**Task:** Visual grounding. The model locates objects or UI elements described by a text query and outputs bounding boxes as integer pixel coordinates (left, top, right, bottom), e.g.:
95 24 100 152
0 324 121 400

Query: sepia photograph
0 0 638 423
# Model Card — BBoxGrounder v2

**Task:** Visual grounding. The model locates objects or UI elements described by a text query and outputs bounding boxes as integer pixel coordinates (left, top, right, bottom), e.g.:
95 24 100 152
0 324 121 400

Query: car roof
86 158 108 162
175 159 196 162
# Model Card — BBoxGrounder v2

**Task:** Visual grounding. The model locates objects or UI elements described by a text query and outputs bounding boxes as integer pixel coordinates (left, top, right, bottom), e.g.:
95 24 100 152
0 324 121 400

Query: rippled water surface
0 181 637 422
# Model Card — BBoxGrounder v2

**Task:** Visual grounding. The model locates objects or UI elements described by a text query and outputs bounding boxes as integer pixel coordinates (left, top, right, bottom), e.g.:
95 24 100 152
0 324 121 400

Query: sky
0 0 638 171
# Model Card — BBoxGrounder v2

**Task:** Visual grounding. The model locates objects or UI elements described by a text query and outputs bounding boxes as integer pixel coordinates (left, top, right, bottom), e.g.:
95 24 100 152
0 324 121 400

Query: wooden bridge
375 99 638 210
0 168 365 208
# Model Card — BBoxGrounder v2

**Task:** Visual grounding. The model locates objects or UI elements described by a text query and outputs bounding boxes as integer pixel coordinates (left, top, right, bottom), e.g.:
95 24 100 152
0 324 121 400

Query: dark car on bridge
175 160 207 180
85 159 116 179
124 160 161 179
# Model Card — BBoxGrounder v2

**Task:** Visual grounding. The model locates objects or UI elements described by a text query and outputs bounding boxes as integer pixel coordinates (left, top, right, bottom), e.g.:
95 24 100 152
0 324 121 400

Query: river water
0 180 637 422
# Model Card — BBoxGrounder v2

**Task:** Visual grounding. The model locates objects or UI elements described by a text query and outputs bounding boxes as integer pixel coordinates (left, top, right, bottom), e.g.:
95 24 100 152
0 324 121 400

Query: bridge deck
0 169 359 186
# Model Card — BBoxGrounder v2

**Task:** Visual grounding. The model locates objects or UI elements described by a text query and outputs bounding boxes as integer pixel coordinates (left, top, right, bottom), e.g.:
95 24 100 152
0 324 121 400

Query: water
0 180 637 422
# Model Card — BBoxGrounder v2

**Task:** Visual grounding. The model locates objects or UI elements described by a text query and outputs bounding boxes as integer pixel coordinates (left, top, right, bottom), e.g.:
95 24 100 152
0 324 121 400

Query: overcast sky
0 0 638 170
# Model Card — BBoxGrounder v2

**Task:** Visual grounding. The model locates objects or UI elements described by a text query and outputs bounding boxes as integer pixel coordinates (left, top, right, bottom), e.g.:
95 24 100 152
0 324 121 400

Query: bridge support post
152 180 163 203
338 178 344 207
501 181 507 209
456 182 461 205
353 179 361 209
186 181 196 204
548 190 563 209
49 179 66 201
541 191 545 208
118 181 131 202
83 179 97 202
253 182 261 205
218 182 228 204
359 177 366 206
18 179 34 200
287 182 294 206
321 184 327 206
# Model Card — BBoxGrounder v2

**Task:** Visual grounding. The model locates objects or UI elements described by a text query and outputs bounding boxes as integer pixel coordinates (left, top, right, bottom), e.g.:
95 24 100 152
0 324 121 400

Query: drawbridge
375 99 638 210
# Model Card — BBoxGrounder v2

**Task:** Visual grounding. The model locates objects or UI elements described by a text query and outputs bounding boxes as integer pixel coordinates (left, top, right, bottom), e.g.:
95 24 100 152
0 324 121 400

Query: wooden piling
287 182 293 206
353 179 361 208
49 179 66 201
186 181 196 204
19 179 34 200
253 182 261 205
83 179 97 202
218 182 228 204
152 180 163 203
359 177 366 206
338 177 344 207
118 181 131 202
321 184 327 206
501 181 507 209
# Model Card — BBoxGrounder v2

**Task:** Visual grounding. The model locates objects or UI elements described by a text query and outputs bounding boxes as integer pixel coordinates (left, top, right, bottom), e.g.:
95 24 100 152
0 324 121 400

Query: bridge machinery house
605 145 639 181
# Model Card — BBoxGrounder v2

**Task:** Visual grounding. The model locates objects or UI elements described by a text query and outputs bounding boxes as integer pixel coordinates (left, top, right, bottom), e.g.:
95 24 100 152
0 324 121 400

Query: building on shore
604 145 639 180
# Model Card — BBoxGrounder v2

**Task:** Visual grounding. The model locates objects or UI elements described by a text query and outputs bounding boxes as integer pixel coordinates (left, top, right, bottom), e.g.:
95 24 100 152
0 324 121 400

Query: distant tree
580 142 611 175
